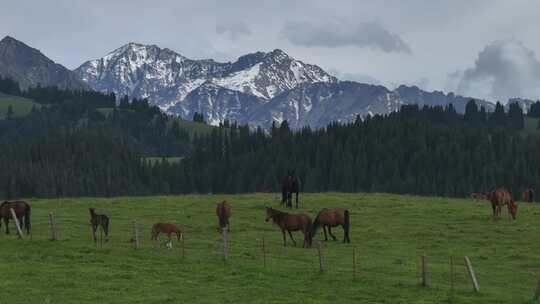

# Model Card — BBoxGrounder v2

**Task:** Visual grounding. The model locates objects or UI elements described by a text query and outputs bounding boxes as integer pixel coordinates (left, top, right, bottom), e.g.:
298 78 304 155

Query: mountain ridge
0 36 505 129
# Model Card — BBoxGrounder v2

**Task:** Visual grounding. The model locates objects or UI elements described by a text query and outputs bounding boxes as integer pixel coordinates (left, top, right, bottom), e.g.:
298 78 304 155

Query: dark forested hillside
0 79 538 199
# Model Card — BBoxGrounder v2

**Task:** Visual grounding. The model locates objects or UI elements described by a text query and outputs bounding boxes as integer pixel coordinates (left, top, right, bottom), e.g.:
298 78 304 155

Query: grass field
1 193 539 303
0 93 39 119
523 117 540 137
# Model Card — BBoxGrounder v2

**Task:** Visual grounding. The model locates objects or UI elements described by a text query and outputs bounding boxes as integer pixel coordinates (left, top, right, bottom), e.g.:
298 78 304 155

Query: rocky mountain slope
0 36 87 90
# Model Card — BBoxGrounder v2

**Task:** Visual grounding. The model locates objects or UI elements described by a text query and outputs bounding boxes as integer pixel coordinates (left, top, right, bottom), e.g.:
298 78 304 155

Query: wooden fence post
317 241 325 273
262 236 266 268
450 256 454 293
352 247 357 281
421 255 429 287
99 227 103 249
10 208 23 239
533 277 540 300
48 212 58 241
181 233 185 258
132 220 140 249
464 256 480 292
222 228 229 261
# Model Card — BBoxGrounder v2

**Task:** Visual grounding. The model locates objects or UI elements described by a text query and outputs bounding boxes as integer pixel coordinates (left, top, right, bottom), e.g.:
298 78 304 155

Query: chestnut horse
522 188 535 203
151 223 183 247
311 208 350 243
89 208 109 242
216 201 232 232
265 207 312 247
0 200 31 235
486 188 518 220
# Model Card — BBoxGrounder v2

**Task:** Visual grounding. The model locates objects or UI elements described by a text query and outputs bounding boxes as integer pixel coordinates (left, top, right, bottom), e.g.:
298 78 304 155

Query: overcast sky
2 0 540 102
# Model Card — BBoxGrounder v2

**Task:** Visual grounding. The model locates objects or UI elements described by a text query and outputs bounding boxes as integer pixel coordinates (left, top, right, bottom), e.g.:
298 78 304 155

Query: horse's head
509 200 518 220
265 207 274 222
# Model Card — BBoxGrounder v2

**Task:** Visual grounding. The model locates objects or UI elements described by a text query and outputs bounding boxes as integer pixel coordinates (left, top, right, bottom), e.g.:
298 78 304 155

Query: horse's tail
343 209 350 243
24 203 31 235
311 212 321 238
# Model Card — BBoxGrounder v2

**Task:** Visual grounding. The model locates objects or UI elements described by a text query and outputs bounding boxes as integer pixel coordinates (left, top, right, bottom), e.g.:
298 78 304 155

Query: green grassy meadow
1 193 539 303
0 93 39 119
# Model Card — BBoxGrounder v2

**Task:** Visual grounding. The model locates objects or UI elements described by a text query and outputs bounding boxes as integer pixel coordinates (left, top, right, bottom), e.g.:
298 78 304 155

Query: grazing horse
470 192 487 201
486 188 518 220
281 170 300 209
151 223 183 247
265 207 312 247
89 208 109 242
0 200 31 235
522 188 535 203
311 208 350 243
216 200 232 232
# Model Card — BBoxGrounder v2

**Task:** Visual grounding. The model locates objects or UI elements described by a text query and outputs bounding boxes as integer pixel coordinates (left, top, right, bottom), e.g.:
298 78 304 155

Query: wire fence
4 211 540 300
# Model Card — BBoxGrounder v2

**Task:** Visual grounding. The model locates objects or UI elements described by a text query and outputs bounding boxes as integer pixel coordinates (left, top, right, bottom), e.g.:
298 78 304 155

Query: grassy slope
0 93 39 119
523 117 540 137
0 193 539 303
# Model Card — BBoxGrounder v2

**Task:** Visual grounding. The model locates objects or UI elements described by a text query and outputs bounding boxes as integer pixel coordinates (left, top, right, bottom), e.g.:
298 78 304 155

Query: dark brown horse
486 187 518 220
311 208 350 243
0 200 31 235
522 188 535 203
216 200 231 232
89 208 109 242
281 170 300 209
151 223 183 247
265 207 312 247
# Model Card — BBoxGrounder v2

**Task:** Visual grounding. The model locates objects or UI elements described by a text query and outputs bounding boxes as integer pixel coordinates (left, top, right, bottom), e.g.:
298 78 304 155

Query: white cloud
451 39 540 103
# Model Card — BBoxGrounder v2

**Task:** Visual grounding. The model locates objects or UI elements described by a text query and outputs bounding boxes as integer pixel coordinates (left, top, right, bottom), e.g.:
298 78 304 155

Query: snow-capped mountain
75 43 335 112
74 43 230 111
74 42 497 129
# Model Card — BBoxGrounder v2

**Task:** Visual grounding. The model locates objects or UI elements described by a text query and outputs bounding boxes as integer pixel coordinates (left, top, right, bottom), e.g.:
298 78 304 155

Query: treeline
0 78 539 198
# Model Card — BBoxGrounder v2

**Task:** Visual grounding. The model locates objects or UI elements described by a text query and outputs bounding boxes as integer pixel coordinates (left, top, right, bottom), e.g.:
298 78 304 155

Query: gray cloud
453 39 540 103
216 21 252 40
280 20 411 53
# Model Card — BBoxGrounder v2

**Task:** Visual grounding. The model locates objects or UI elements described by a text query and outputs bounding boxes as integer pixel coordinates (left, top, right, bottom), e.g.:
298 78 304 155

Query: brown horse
216 201 231 232
151 223 183 247
486 188 518 220
311 208 350 243
0 200 31 235
89 208 109 243
265 207 312 247
470 192 487 201
522 188 535 203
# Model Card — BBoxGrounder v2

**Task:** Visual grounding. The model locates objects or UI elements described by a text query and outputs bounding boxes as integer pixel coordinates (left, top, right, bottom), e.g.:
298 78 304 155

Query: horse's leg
322 226 328 241
328 226 337 241
282 230 287 247
226 218 230 232
104 222 109 242
92 224 97 242
4 218 9 234
287 230 296 246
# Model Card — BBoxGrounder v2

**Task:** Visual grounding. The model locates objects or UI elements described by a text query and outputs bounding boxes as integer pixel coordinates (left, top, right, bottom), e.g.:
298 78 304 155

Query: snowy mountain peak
75 43 335 111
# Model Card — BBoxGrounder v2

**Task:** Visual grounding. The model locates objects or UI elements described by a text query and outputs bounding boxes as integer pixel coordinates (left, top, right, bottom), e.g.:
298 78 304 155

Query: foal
89 208 110 243
151 223 183 248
